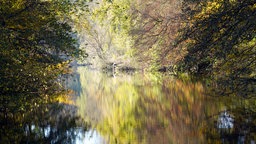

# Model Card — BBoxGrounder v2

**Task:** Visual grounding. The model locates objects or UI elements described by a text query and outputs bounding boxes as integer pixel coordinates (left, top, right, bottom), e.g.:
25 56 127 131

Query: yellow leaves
205 1 222 11
240 38 256 48
194 0 224 20
229 0 237 3
46 61 70 74
11 0 26 11
253 3 256 9
54 92 75 105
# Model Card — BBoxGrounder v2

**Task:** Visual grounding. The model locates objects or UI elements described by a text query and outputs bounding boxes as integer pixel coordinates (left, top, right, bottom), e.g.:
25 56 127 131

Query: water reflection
76 67 231 143
1 67 255 143
0 102 90 143
203 77 256 143
217 111 234 129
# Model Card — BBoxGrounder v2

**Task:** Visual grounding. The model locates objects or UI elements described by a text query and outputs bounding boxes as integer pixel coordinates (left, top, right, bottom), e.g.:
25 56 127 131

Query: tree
0 0 87 120
0 100 89 143
131 0 183 70
177 0 256 77
77 0 135 69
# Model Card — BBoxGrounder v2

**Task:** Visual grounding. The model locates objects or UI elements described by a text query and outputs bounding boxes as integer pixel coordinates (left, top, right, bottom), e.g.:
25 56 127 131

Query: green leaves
77 0 135 67
177 0 256 77
0 0 87 117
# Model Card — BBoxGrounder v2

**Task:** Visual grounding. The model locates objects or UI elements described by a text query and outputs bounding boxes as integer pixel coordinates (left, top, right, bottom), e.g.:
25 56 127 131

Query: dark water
1 67 256 143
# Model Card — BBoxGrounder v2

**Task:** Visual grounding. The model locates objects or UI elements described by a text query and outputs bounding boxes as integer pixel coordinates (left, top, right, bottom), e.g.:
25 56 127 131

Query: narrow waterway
73 67 256 144
1 66 255 143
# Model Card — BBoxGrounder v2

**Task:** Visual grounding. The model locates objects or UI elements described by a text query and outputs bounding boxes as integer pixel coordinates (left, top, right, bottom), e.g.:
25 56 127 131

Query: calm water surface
1 67 255 143
74 67 256 144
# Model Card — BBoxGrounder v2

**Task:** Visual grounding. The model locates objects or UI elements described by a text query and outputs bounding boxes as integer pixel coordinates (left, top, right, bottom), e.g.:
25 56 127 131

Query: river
74 67 256 144
1 66 255 143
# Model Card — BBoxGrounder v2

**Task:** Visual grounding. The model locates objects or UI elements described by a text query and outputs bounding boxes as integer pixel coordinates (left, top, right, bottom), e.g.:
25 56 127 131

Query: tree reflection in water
0 101 89 143
5 67 253 143
76 67 256 143
204 77 256 143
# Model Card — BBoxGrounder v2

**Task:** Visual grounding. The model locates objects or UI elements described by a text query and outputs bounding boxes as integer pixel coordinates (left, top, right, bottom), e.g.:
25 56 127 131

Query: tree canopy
177 0 256 77
74 0 135 69
0 0 87 118
130 0 183 70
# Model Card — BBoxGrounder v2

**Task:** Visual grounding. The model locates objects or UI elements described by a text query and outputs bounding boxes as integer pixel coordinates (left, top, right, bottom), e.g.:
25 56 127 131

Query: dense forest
77 0 255 78
0 0 255 143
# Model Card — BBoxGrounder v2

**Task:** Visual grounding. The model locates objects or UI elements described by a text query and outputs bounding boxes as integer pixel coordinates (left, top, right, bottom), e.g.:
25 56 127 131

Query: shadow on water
0 102 89 144
203 77 256 143
0 69 90 144
1 66 255 143
75 67 256 143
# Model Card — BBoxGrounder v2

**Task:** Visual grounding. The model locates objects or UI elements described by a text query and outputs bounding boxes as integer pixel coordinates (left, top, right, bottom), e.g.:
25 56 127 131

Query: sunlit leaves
177 0 256 77
131 0 183 70
0 0 86 118
77 0 135 68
